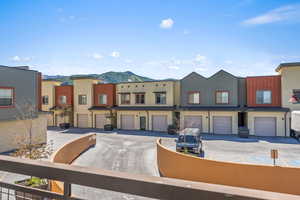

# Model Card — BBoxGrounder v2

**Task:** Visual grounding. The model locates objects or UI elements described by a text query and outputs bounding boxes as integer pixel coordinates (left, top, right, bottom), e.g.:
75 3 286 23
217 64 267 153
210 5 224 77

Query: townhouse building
179 70 246 135
246 75 289 136
115 80 180 131
0 65 47 153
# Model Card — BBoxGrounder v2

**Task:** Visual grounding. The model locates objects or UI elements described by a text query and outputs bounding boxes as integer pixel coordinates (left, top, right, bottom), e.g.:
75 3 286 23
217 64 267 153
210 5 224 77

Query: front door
140 116 146 130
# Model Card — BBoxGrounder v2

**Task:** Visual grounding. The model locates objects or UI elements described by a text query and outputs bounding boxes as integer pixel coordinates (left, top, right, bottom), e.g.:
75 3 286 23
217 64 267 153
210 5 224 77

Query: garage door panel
95 114 105 129
213 116 232 134
78 114 89 128
254 117 276 136
152 115 168 132
184 116 202 131
121 115 134 130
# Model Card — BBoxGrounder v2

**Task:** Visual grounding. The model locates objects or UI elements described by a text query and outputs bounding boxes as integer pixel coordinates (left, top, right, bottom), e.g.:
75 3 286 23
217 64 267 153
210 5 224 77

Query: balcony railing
0 155 298 200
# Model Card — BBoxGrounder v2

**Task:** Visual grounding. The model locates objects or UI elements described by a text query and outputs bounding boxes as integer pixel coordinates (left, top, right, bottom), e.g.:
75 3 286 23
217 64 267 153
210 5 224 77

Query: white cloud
11 56 32 62
160 18 174 29
195 67 208 72
224 60 233 65
242 4 300 25
124 59 133 63
111 51 120 58
91 53 103 60
168 66 180 70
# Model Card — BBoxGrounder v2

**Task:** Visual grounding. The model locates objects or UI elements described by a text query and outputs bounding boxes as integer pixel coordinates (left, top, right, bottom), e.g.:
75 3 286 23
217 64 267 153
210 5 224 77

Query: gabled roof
181 69 240 81
276 62 300 72
0 65 37 72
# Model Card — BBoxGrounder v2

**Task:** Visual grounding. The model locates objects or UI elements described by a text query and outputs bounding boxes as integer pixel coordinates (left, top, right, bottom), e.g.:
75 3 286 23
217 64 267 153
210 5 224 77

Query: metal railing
0 155 299 200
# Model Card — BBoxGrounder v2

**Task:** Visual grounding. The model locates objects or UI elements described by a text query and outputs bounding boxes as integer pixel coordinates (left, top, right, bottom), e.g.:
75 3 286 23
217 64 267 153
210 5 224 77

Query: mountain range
43 71 164 84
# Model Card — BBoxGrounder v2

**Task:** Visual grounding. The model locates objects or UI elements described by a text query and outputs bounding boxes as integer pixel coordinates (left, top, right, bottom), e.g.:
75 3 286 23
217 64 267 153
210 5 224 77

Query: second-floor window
256 90 272 104
0 88 13 107
79 95 87 105
59 95 67 104
120 93 130 104
188 92 200 104
42 96 49 105
155 92 166 104
135 93 145 104
98 94 107 105
216 91 229 104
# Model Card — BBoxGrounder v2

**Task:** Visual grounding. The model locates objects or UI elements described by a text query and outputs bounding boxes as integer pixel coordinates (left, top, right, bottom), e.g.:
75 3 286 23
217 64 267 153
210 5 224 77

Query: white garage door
152 115 168 132
184 116 202 131
254 117 276 136
213 116 232 134
121 115 134 130
77 114 89 128
95 114 106 129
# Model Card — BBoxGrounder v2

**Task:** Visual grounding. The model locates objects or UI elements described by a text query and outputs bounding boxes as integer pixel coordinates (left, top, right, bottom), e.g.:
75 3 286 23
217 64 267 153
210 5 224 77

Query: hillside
43 71 155 84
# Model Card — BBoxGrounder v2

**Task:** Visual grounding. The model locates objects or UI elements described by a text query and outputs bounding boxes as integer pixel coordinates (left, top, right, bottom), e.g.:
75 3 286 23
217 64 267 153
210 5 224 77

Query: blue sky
1 0 300 79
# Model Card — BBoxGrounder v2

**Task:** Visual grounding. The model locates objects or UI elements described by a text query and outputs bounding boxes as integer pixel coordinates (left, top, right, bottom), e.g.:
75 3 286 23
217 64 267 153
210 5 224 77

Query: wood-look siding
246 76 281 107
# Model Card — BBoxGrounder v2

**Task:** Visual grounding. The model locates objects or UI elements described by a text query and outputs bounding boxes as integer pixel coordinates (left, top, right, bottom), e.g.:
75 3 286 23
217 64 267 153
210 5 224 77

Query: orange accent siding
93 84 116 107
246 76 281 107
55 85 74 106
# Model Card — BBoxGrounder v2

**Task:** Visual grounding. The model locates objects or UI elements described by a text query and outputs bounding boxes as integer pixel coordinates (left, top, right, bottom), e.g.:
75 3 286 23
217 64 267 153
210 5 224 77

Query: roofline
42 79 63 82
0 65 39 73
246 75 281 78
116 79 179 85
275 62 300 72
181 69 244 81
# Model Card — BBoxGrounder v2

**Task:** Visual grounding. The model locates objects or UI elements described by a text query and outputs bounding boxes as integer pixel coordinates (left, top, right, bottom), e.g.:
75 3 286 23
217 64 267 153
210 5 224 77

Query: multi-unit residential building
179 70 246 135
0 65 47 153
115 80 180 131
41 62 300 137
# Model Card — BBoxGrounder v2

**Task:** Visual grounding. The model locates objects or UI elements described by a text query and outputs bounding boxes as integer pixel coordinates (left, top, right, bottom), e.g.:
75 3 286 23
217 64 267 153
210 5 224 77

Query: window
98 94 107 104
155 92 166 104
135 93 145 104
216 91 229 104
188 92 200 104
256 90 272 104
78 95 87 105
0 88 13 107
42 96 49 105
59 95 67 104
120 93 130 104
292 89 300 104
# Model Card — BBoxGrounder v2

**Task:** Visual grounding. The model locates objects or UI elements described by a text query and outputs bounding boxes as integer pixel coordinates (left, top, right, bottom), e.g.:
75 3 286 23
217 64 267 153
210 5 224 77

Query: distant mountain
43 71 155 84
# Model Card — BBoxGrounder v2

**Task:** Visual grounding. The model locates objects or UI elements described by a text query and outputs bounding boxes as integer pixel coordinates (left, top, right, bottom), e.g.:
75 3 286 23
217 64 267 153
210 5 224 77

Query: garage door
55 114 64 126
95 114 106 129
213 116 232 134
77 114 89 128
184 116 202 131
254 117 276 136
152 115 168 132
121 115 134 130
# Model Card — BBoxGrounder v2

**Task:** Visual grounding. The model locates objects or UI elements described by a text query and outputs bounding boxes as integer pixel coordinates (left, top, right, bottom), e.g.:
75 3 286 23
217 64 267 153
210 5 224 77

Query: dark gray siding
180 71 246 107
0 66 38 120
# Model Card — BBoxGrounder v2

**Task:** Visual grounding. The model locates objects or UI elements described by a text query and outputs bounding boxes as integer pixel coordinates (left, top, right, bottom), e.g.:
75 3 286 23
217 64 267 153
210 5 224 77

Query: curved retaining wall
157 139 300 195
50 133 96 194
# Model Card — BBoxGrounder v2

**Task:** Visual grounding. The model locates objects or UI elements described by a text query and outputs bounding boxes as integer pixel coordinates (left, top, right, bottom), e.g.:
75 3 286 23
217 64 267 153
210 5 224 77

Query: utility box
238 127 249 138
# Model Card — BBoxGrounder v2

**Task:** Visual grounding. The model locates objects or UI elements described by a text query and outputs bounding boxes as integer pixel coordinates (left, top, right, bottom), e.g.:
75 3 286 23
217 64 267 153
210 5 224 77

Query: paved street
1 128 300 200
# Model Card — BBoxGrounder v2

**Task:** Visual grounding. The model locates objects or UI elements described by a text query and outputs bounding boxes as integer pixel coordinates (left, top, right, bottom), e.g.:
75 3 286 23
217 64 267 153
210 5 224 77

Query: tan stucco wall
46 113 54 126
279 66 300 111
41 81 61 111
180 111 209 132
116 110 173 131
174 81 181 106
0 114 47 153
210 111 238 134
73 79 98 127
116 81 177 106
157 139 300 195
247 111 289 137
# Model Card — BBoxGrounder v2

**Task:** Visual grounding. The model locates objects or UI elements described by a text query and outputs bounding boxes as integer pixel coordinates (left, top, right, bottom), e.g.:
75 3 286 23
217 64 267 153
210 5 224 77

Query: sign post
270 149 278 166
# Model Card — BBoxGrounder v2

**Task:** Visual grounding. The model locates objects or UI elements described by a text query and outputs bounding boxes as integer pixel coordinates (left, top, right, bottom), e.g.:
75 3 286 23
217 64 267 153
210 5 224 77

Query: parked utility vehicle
175 128 203 154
